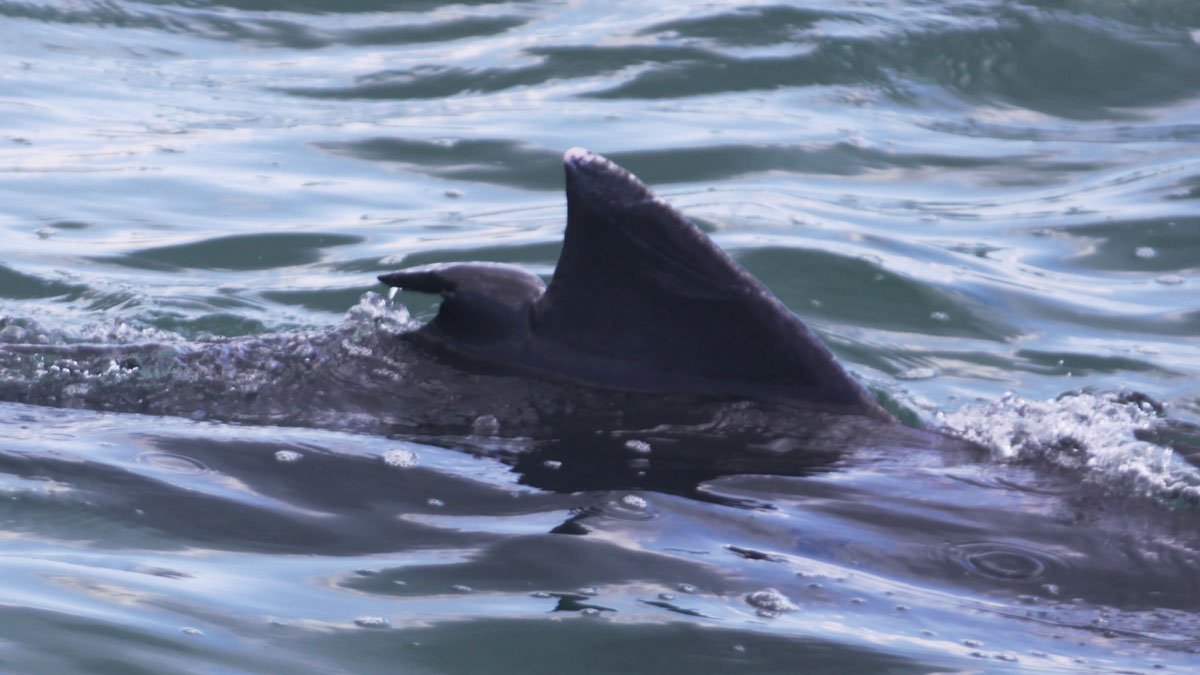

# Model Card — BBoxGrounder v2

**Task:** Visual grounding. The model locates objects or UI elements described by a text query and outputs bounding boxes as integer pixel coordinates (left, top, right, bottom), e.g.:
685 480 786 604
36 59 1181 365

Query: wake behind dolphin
381 149 889 420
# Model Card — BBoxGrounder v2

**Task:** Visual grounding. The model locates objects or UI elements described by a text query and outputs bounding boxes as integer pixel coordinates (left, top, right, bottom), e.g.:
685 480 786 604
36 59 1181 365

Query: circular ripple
580 494 659 522
946 542 1065 582
135 452 210 475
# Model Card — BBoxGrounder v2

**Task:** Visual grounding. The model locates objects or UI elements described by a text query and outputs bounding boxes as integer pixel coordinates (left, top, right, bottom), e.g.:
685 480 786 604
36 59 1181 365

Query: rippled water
2 1 1200 672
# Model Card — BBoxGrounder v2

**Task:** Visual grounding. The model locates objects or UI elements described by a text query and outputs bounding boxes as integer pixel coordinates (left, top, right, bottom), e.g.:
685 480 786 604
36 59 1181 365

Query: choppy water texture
2 1 1200 673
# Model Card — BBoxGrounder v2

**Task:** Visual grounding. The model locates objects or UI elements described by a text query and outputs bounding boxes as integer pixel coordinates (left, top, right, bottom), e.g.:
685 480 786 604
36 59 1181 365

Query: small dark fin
533 149 884 415
379 262 545 298
379 265 459 294
380 262 546 346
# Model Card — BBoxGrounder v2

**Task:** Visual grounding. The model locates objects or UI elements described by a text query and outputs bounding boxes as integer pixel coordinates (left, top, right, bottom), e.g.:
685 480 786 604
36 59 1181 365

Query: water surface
2 1 1200 672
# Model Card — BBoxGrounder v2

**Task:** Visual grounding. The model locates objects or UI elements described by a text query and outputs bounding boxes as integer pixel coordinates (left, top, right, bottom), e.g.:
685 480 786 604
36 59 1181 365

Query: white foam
745 587 797 615
624 439 652 453
382 448 419 468
939 391 1199 500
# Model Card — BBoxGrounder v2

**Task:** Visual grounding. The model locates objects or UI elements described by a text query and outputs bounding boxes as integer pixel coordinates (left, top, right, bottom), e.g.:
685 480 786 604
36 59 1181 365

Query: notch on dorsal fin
532 148 885 415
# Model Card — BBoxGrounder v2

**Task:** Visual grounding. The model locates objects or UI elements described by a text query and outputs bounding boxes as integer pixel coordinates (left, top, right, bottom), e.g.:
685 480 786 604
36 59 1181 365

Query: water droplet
274 450 302 463
452 585 472 593
619 495 647 510
745 588 796 614
624 439 651 453
1134 246 1157 259
930 311 950 322
542 460 562 470
472 415 499 436
383 448 418 468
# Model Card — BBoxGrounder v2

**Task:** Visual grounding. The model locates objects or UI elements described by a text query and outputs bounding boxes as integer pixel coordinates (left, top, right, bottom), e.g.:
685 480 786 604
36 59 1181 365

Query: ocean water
1 1 1199 672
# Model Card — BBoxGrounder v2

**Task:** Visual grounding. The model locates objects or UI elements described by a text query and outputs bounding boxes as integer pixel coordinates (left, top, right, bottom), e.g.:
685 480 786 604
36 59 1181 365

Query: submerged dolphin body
380 149 889 420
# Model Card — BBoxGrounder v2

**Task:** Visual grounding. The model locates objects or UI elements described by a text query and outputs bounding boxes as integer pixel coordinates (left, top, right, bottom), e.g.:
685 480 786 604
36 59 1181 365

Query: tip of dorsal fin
563 148 655 212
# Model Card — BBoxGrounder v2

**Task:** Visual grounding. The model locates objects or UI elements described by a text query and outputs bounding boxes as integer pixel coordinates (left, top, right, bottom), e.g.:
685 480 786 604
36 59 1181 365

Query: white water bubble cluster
81 319 182 345
342 291 413 337
624 439 652 454
745 587 797 617
31 357 142 386
382 448 419 468
939 391 1198 499
619 494 648 510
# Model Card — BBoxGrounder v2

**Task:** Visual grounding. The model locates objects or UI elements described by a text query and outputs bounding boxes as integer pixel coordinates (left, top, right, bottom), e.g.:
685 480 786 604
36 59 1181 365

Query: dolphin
383 148 888 419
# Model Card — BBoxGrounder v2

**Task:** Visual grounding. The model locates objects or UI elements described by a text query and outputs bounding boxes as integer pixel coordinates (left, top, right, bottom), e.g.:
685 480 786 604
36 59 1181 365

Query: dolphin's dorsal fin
532 149 883 414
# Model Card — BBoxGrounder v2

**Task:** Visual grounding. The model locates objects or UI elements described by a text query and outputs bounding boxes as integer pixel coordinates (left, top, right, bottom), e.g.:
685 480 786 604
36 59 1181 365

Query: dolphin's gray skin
380 148 890 420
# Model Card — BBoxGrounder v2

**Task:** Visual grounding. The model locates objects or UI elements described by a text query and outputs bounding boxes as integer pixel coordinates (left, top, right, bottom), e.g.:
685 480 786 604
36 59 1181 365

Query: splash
341 291 412 337
938 391 1200 502
0 293 419 429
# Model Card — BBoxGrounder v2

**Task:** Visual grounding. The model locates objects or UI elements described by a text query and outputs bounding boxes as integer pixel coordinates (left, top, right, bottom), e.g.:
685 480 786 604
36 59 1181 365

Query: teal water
1 1 1200 672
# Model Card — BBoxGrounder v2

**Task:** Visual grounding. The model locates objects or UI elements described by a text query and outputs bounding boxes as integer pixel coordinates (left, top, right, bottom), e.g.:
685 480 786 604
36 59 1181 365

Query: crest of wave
938 391 1200 502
